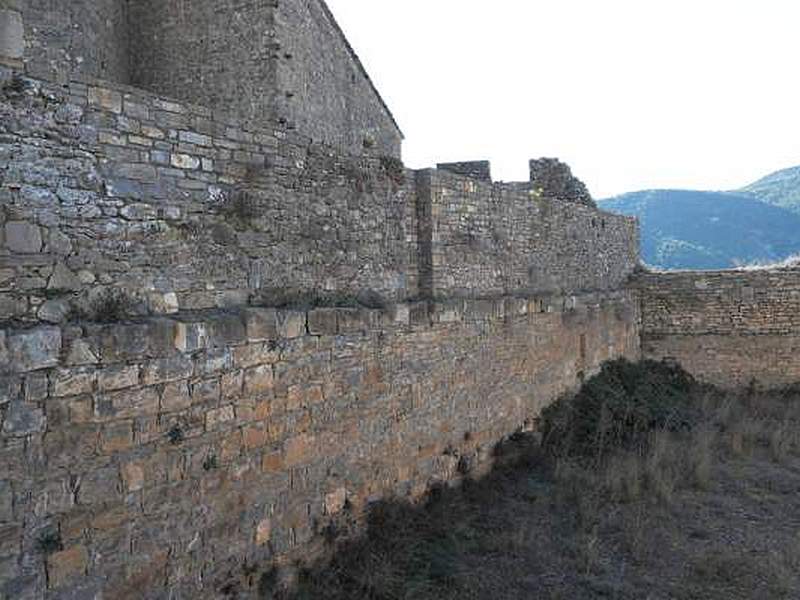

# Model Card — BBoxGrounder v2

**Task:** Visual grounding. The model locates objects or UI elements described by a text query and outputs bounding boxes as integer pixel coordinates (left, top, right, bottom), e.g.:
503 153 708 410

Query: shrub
253 288 387 311
221 188 259 226
538 359 704 459
37 529 63 555
380 155 406 187
68 288 136 323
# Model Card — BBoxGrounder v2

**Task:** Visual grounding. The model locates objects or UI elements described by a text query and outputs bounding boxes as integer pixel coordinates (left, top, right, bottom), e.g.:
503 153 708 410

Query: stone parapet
0 291 640 596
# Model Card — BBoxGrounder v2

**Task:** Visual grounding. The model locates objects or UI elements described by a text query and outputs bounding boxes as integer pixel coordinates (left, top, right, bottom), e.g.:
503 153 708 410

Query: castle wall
18 0 129 84
127 0 402 159
6 0 402 159
636 269 800 388
0 292 639 598
0 71 637 326
273 0 403 158
127 0 278 134
0 67 645 596
416 170 639 298
0 71 417 325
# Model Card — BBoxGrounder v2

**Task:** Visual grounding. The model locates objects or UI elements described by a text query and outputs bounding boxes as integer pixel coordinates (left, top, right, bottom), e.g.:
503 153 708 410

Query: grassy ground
276 362 800 600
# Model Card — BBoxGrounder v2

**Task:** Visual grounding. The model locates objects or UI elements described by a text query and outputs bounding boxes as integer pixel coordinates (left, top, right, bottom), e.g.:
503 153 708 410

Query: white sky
326 0 800 198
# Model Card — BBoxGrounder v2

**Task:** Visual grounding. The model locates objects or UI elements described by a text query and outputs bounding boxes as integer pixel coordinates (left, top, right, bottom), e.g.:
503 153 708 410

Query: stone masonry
0 68 638 325
0 293 640 598
636 269 800 388
5 0 795 597
5 0 403 158
0 40 644 599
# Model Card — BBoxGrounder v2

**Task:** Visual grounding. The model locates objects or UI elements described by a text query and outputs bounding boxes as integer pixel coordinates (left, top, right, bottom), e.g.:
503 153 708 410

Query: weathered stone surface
0 375 20 405
4 221 42 254
160 381 191 412
97 364 139 391
277 311 306 339
174 321 208 353
244 364 274 396
47 545 89 588
47 264 81 291
0 332 8 370
0 291 640 597
0 9 23 61
207 314 246 348
142 356 193 385
256 518 272 546
2 401 45 436
7 327 61 372
52 367 96 397
0 481 12 521
324 487 347 515
37 299 71 323
170 153 199 170
65 339 99 366
307 309 338 336
88 87 122 113
529 158 595 207
121 461 145 492
637 269 800 388
243 308 279 342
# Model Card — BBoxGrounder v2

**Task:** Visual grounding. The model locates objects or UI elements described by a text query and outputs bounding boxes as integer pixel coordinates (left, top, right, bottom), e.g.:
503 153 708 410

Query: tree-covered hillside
738 165 800 215
600 189 800 270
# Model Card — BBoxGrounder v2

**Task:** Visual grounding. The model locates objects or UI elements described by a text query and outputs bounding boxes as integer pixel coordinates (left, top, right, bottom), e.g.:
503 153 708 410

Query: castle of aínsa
1 2 798 597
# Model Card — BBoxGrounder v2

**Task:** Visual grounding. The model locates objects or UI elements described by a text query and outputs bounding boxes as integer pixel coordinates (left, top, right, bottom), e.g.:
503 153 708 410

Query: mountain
738 165 800 215
600 189 800 270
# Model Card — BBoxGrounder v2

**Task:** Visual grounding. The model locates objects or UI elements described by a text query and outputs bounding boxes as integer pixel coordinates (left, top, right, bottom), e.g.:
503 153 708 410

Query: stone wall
127 0 279 140
416 169 639 299
0 68 639 327
0 291 640 598
436 161 492 182
5 0 402 160
18 0 129 84
529 158 595 207
272 0 403 157
0 69 417 325
0 63 646 597
636 269 800 388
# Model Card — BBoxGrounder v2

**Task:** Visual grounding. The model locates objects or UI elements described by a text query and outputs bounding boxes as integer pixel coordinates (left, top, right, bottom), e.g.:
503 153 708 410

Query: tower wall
128 0 278 129
20 0 129 83
273 0 402 157
128 0 402 157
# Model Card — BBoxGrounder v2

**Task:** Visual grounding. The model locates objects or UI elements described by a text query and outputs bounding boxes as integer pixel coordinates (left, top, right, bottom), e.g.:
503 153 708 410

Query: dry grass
272 374 800 600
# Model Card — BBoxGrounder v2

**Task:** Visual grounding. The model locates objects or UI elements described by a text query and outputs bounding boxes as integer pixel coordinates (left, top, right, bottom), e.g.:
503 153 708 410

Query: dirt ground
282 378 800 600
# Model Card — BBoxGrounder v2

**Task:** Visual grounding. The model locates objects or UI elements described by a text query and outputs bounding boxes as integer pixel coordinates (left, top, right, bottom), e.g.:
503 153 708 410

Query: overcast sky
326 0 800 198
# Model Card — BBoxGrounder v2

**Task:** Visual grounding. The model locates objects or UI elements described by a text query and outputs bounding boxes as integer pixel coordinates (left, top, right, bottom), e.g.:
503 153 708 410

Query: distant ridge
738 165 800 215
600 188 800 270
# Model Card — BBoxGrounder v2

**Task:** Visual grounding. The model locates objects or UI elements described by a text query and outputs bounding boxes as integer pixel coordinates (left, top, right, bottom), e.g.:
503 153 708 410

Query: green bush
539 359 705 458
68 288 136 323
253 288 387 311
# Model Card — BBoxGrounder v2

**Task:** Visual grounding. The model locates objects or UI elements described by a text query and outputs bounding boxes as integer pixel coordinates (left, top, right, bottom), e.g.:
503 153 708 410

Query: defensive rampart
636 268 800 388
0 293 639 597
0 66 643 597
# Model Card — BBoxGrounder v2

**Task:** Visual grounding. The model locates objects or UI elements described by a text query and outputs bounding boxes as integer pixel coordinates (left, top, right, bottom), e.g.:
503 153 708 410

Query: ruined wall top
529 158 595 207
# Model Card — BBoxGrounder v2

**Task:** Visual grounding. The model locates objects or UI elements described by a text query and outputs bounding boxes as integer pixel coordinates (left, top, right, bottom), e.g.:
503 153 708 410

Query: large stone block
207 313 247 348
2 401 45 436
277 311 306 339
88 87 122 114
0 10 23 61
4 222 42 254
47 545 89 588
243 308 279 342
7 327 61 372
